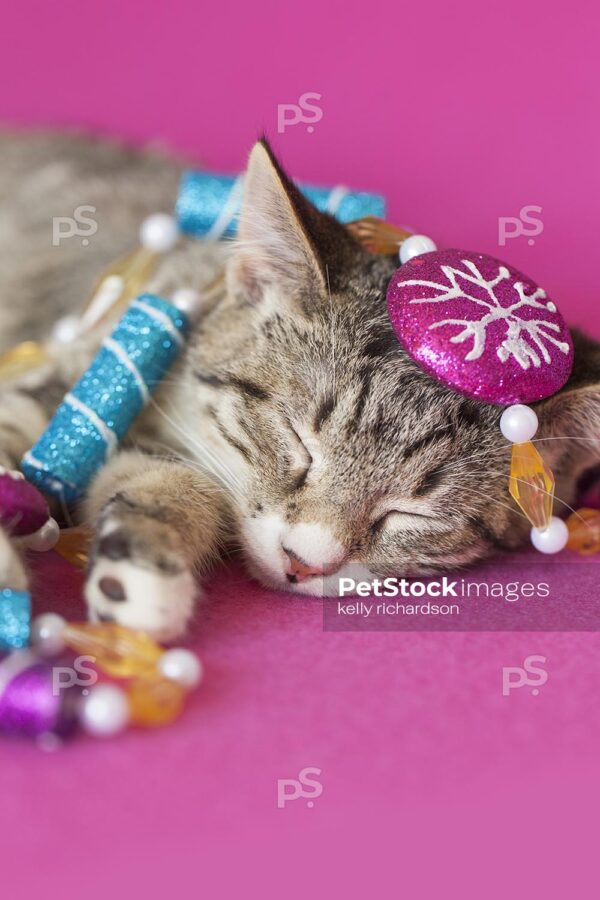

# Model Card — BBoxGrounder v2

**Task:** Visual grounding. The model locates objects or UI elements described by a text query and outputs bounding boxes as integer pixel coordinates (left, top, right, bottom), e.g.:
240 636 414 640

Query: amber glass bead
80 246 158 330
63 623 163 678
54 526 93 569
346 217 413 254
127 674 186 727
566 508 600 555
0 341 50 382
508 441 555 530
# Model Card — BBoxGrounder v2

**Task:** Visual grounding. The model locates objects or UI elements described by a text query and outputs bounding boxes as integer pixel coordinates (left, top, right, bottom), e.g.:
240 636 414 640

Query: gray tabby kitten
0 131 599 639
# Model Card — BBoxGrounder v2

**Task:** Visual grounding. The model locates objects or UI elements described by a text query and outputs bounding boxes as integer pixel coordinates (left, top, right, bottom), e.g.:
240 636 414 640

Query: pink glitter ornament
387 249 573 405
0 470 50 537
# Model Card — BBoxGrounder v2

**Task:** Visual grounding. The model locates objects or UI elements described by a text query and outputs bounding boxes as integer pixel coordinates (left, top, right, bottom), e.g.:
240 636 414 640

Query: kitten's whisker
453 467 590 528
451 485 530 523
433 450 509 477
534 435 600 447
147 396 245 499
325 263 337 398
435 442 511 470
124 437 237 501
434 432 600 480
176 435 245 499
156 397 245 491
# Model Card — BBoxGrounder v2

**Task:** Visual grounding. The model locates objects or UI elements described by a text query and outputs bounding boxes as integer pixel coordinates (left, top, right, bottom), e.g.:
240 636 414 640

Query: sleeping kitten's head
187 139 600 595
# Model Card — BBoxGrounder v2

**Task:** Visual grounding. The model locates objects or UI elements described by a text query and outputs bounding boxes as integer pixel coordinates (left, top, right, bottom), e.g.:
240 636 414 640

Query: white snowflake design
402 258 570 370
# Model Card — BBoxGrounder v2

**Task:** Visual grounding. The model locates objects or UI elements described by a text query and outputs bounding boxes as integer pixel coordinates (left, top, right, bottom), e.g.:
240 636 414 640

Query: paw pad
98 576 127 602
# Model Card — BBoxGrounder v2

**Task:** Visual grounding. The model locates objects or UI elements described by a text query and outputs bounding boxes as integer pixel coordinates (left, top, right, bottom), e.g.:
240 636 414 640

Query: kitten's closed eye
371 507 437 534
288 424 314 489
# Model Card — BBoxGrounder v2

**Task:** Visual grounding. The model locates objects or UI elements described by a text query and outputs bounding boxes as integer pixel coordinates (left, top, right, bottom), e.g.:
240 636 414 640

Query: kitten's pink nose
283 547 324 583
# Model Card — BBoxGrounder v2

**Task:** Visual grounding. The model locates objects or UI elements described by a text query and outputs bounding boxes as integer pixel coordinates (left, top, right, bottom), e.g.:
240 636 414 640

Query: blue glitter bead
0 589 31 651
176 171 386 239
22 402 108 503
21 294 189 503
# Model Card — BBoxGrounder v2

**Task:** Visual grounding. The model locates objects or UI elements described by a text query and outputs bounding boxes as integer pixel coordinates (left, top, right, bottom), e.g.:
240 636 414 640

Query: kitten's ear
228 139 326 301
535 330 600 459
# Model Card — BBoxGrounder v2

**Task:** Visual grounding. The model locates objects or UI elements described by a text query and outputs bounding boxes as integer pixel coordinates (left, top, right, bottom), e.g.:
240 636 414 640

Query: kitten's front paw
84 513 198 642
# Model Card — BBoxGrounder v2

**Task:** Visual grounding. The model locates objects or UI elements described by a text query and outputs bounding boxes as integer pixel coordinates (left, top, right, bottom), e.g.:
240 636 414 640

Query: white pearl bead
139 213 180 253
399 234 437 264
24 517 60 552
158 648 203 688
52 315 81 343
500 404 539 443
171 288 202 319
30 612 67 657
79 684 130 737
530 517 569 554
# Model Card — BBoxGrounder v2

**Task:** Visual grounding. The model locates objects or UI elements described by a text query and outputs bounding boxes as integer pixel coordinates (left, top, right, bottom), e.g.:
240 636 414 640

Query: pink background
2 1 600 896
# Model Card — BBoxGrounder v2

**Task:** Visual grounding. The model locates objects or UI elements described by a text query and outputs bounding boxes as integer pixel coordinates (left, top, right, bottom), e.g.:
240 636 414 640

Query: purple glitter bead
0 662 60 737
0 471 49 536
0 658 79 739
387 249 574 405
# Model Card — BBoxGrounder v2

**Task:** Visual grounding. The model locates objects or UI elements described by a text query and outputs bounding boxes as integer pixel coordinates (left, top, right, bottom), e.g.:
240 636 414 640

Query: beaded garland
21 294 190 503
0 469 59 651
177 170 386 239
0 618 203 741
385 234 577 556
0 589 31 651
0 468 50 536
